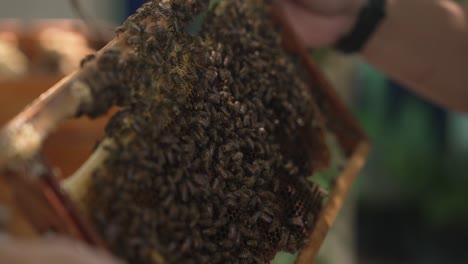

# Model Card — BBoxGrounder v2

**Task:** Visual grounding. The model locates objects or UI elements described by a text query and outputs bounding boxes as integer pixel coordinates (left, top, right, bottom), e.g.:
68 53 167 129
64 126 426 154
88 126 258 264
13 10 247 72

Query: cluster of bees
79 0 329 263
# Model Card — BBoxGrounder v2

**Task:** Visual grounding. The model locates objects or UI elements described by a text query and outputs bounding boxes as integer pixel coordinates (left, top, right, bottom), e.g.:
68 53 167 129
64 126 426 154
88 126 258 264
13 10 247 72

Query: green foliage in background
355 63 468 224
271 252 297 264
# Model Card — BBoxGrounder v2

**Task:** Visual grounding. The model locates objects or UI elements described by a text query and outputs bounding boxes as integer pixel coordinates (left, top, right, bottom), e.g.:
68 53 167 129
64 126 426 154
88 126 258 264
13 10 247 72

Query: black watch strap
335 0 387 54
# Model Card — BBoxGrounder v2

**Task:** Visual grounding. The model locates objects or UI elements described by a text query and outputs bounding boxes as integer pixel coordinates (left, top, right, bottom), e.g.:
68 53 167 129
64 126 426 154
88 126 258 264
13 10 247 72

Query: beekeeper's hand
0 237 124 264
276 0 468 113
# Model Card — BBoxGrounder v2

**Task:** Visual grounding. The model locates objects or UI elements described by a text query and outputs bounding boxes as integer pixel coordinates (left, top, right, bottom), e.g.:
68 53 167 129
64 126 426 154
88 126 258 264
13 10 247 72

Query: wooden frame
274 7 370 263
0 5 370 263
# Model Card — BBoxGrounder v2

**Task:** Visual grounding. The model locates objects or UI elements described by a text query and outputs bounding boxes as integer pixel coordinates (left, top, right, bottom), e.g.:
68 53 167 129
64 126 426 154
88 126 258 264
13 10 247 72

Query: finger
276 0 355 47
45 238 124 264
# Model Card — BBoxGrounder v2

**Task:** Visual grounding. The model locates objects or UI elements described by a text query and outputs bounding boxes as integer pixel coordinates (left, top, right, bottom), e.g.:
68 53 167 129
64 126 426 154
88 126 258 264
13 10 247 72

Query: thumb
288 0 366 16
276 0 355 47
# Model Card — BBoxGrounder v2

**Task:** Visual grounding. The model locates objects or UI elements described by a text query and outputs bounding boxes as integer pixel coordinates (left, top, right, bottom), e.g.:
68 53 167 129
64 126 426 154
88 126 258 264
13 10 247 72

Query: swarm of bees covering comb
66 0 332 263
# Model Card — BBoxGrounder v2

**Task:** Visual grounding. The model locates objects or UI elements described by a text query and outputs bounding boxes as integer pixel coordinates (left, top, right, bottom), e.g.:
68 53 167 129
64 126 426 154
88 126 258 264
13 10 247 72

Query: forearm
361 0 468 113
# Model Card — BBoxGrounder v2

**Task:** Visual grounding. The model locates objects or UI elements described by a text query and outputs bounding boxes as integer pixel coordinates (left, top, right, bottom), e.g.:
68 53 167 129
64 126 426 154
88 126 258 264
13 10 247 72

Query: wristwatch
335 0 387 54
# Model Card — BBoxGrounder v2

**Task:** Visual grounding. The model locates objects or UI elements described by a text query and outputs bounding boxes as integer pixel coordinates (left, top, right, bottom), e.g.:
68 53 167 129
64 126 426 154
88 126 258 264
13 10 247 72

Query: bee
239 249 253 259
202 204 213 219
245 162 259 175
127 35 141 47
179 183 189 202
214 164 231 179
288 216 304 228
213 217 228 228
114 24 127 36
165 149 177 165
265 176 280 192
151 50 165 65
171 20 182 33
220 140 238 153
199 50 211 66
227 224 238 240
80 53 96 68
96 47 122 73
222 55 231 67
229 100 241 112
181 141 196 158
219 68 233 84
243 115 251 127
203 242 219 253
212 177 226 192
242 177 256 188
225 196 237 208
186 180 197 195
258 191 275 201
202 227 217 236
286 235 299 251
253 142 266 156
193 173 209 187
303 212 316 229
236 194 251 208
205 66 218 82
240 226 257 239
170 72 185 87
191 237 203 251
205 93 220 105
219 240 233 250
277 229 290 249
210 253 223 263
230 83 241 99
246 240 258 248
239 66 249 79
161 193 175 208
256 178 267 187
196 116 210 128
180 238 192 253
127 21 143 35
192 129 208 146
268 219 282 233
170 169 184 184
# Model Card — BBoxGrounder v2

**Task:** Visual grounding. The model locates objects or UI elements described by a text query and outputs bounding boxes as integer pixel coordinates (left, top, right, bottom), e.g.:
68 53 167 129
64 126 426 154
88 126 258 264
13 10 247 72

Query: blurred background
0 1 467 263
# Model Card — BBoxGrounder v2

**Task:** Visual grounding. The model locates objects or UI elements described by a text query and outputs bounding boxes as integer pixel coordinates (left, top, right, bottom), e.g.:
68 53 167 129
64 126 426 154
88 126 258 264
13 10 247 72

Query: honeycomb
78 0 330 263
